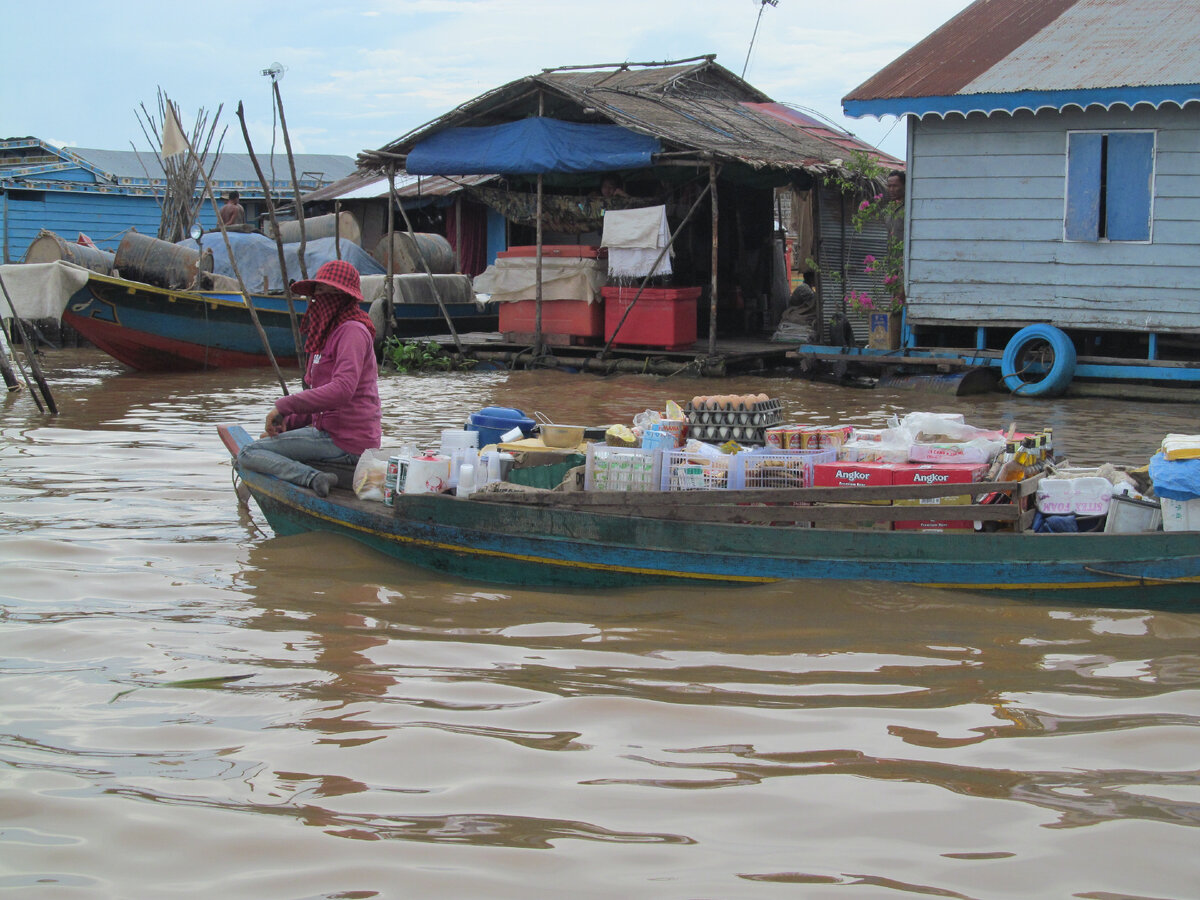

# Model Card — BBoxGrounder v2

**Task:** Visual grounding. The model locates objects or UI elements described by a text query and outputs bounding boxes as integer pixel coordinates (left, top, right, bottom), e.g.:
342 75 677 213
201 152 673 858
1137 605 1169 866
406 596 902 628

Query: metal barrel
268 212 361 246
23 230 116 274
372 232 456 275
113 230 212 290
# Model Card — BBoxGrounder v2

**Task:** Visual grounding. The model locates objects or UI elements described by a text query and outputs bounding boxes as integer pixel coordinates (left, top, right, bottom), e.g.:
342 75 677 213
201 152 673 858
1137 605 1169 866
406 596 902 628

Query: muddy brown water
3 349 1199 899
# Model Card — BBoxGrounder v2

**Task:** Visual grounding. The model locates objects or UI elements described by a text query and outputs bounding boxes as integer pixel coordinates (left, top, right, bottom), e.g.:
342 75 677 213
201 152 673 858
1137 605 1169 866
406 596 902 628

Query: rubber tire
1001 325 1076 397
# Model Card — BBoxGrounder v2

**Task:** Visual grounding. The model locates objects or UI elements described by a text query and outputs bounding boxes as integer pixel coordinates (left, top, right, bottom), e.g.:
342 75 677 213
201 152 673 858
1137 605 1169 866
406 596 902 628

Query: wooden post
395 188 464 355
535 89 545 357
335 201 342 260
0 272 56 413
385 165 396 347
708 160 719 355
236 101 305 372
273 80 308 280
0 324 19 392
535 172 544 356
454 194 462 273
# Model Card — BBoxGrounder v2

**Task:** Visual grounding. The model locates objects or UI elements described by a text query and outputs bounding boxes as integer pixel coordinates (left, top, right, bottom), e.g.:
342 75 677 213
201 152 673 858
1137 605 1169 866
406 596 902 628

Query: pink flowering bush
810 151 905 316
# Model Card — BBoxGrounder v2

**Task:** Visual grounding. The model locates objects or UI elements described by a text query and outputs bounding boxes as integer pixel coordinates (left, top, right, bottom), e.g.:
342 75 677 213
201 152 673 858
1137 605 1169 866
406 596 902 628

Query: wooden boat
62 271 495 372
218 425 1200 605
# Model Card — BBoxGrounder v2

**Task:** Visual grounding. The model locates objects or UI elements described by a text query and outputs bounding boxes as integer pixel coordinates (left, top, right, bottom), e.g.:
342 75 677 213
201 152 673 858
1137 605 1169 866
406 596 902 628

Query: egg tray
684 398 782 428
685 423 775 445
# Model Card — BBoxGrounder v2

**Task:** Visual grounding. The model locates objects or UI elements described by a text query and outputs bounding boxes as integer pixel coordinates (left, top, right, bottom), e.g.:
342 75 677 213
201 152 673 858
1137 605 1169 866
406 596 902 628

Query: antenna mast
742 0 779 79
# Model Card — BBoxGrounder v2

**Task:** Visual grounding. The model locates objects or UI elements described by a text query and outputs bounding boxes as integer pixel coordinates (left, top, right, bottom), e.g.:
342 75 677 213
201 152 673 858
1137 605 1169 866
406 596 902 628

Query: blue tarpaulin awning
406 118 661 175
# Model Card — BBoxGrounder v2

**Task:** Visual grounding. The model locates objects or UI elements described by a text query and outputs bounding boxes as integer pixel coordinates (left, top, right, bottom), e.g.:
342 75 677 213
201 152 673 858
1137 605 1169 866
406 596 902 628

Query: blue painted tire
1001 325 1076 397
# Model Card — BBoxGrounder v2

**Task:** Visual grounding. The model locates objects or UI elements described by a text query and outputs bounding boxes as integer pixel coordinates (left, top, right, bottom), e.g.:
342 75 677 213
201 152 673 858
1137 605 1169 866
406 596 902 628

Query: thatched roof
359 56 900 177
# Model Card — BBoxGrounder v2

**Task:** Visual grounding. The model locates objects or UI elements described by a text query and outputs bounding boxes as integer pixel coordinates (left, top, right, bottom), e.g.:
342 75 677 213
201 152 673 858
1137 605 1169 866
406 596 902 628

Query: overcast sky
3 0 973 165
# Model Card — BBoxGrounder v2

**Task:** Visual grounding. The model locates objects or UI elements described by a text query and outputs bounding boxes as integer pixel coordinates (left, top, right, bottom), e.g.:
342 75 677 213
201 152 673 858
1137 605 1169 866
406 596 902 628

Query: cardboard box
891 463 987 531
812 461 894 530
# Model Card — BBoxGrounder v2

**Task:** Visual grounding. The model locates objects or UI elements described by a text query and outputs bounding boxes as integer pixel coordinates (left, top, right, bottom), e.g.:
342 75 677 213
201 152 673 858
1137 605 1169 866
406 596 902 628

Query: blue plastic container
466 407 535 447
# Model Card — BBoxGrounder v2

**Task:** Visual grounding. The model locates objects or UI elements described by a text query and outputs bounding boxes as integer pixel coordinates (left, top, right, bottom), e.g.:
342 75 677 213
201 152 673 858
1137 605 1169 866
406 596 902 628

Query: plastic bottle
456 463 475 497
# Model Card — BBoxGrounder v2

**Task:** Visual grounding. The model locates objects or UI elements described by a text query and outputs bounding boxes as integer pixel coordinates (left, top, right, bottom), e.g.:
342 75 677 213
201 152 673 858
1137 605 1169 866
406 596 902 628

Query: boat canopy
405 118 661 175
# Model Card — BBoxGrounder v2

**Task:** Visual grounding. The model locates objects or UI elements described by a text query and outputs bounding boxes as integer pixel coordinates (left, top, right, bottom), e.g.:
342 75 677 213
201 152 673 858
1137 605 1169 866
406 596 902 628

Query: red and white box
812 461 895 529
891 463 987 531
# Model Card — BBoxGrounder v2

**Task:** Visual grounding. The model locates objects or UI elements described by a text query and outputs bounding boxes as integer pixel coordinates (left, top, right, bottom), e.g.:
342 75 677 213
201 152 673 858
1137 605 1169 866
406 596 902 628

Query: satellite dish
261 62 286 81
189 224 203 241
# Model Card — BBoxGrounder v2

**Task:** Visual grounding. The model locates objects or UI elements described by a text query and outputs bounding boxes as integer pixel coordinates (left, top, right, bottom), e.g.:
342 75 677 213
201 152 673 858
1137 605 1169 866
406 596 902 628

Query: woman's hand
263 407 285 438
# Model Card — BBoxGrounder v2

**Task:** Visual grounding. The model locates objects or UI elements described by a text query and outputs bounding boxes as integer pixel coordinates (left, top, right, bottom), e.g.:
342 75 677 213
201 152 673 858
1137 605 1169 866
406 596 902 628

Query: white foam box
1104 495 1162 533
1035 476 1112 516
1161 497 1200 532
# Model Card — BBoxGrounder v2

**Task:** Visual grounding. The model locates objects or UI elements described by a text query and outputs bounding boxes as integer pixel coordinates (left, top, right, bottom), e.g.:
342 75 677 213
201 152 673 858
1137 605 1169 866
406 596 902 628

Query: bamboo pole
236 101 306 372
394 187 464 355
599 177 714 360
273 80 308 280
0 272 56 413
168 103 290 395
385 165 396 347
708 160 719 355
0 324 20 392
535 172 544 357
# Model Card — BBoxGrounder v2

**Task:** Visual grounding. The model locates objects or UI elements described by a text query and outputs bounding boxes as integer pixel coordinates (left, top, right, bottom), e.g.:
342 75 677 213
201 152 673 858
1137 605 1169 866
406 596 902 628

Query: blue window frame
1065 130 1155 242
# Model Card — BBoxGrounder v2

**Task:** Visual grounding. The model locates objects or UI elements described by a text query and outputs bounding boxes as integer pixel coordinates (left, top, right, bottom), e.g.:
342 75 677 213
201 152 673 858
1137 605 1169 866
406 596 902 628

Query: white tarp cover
0 262 90 319
472 257 606 305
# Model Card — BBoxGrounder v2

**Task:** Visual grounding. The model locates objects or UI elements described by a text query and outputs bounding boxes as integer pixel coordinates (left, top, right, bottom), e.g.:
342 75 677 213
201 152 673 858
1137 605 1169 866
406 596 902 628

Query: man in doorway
219 191 245 227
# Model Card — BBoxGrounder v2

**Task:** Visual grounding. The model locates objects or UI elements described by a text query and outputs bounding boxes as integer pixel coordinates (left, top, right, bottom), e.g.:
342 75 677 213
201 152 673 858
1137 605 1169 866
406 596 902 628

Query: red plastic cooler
601 286 700 350
499 299 604 344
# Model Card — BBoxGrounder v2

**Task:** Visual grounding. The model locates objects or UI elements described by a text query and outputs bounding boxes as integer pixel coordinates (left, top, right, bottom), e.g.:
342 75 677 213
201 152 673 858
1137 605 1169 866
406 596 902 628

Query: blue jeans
237 426 358 488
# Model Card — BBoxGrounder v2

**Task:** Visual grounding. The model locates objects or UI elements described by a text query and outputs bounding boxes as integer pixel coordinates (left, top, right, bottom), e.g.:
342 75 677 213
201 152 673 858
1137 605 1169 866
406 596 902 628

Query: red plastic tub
499 298 604 343
497 245 605 259
601 286 700 350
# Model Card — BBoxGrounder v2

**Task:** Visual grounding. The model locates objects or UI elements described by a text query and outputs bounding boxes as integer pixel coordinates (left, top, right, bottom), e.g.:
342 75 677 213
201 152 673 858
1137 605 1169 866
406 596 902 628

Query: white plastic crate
585 443 661 492
659 448 735 491
731 448 837 490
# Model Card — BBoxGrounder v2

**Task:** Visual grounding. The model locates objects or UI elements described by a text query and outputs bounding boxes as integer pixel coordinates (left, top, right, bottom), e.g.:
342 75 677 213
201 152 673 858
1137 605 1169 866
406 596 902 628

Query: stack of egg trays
683 398 783 445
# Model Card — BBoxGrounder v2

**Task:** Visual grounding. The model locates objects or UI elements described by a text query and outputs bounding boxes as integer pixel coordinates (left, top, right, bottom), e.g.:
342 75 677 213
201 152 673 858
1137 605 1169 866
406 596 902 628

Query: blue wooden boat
63 271 495 372
218 425 1200 606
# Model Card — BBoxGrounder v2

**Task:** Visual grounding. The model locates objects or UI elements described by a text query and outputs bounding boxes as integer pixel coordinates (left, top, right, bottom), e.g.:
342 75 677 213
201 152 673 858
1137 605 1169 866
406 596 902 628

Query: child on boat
237 260 381 497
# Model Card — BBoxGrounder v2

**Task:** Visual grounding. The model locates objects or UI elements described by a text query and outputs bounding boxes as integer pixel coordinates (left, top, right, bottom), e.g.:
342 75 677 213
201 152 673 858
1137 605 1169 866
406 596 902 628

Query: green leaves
380 338 473 374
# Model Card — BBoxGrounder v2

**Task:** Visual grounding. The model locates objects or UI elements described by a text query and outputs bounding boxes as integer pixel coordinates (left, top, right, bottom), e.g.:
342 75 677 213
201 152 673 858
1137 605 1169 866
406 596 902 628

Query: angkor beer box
891 463 987 531
812 461 895 530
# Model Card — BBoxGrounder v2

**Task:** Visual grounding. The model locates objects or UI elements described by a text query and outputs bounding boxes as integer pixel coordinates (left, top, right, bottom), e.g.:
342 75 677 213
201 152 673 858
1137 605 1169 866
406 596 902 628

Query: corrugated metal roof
303 171 497 203
362 58 900 176
70 147 357 188
844 0 1200 119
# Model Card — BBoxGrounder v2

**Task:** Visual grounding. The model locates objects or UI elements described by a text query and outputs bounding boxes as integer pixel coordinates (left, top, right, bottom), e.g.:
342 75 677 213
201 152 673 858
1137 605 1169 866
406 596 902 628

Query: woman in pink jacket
238 260 381 497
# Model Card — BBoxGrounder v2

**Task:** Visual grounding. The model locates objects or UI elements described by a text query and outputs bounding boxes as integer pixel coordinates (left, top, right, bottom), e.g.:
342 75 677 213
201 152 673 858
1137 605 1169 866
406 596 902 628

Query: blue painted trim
1149 334 1158 361
844 84 1200 119
975 327 985 351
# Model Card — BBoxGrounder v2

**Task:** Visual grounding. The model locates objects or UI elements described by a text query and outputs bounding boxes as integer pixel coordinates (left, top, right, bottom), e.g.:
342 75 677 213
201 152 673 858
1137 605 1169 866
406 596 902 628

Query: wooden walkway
437 332 797 377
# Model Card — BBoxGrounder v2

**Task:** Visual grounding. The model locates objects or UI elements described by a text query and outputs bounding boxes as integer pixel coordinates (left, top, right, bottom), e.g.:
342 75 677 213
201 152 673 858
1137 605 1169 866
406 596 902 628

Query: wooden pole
454 194 462 272
0 272 56 413
169 102 290 394
334 201 342 260
599 178 713 359
273 80 308 280
0 323 20 392
236 101 306 372
708 160 719 355
385 165 396 346
535 172 544 357
395 187 465 354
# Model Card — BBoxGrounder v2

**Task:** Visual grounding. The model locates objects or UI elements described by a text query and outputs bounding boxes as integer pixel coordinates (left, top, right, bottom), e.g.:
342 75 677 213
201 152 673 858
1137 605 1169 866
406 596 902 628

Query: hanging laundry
601 206 672 278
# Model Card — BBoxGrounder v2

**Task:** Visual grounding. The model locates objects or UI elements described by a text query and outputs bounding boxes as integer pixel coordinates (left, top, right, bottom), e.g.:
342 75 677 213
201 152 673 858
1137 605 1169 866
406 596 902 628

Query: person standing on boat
237 260 380 497
219 192 246 227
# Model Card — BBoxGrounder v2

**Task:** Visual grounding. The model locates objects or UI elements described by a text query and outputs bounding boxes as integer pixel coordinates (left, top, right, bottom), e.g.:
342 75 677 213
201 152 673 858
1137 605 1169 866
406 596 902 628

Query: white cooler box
1161 496 1200 532
1035 476 1112 516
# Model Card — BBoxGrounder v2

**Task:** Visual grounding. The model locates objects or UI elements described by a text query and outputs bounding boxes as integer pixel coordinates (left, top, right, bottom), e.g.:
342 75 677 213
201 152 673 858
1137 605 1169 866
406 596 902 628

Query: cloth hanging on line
601 206 672 278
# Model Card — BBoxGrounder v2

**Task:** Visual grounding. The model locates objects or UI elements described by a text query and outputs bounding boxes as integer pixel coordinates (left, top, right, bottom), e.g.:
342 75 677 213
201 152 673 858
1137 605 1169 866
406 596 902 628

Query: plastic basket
660 448 735 491
731 448 837 490
585 443 661 492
